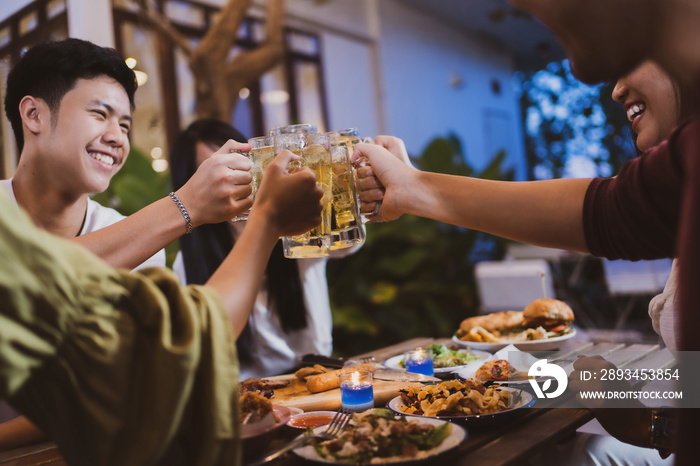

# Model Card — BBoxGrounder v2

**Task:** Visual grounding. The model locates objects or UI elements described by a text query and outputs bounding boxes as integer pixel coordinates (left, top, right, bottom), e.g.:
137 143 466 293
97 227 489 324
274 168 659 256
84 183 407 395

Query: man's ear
18 96 48 135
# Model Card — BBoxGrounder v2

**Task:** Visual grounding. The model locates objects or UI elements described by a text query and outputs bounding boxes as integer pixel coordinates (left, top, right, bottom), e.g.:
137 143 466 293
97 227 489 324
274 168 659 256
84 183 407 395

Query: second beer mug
329 131 365 250
275 131 332 258
249 135 276 203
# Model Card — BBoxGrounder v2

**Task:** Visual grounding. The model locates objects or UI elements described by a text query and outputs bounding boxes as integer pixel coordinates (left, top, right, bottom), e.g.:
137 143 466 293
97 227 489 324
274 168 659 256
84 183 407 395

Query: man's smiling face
44 75 132 195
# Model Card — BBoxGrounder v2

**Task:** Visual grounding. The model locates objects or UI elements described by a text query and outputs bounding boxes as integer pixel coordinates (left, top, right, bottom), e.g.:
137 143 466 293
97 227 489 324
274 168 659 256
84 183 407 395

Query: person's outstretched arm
206 149 323 337
353 141 591 253
72 139 253 270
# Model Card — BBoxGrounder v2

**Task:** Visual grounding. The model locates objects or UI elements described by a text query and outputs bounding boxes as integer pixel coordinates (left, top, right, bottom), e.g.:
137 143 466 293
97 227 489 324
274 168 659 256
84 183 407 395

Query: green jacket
0 190 240 466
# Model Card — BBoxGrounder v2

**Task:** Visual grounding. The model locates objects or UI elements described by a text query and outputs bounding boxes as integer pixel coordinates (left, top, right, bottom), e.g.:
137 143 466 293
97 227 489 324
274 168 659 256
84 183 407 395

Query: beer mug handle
352 150 383 223
230 149 252 222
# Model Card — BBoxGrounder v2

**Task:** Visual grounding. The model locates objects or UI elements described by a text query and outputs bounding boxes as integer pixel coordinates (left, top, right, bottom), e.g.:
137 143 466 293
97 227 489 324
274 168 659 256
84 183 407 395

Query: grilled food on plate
240 391 278 425
306 409 453 463
239 378 290 398
456 298 574 343
474 359 529 382
398 379 512 417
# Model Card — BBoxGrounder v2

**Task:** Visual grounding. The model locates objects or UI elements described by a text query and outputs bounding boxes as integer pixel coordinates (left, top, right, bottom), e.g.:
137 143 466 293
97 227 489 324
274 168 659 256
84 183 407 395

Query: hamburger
521 298 574 335
456 299 574 342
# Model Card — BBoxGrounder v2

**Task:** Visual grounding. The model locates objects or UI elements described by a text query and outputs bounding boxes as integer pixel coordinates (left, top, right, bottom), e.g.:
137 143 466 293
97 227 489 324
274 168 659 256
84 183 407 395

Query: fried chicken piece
239 378 290 398
240 391 278 424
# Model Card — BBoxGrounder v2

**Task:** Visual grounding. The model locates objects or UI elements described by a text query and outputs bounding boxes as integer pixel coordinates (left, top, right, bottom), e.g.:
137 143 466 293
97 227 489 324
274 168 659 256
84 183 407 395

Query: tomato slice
549 324 568 333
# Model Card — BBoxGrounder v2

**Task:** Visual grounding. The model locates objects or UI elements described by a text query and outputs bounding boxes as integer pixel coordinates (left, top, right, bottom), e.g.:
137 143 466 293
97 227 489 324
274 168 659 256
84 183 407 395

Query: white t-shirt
172 223 362 380
648 259 678 350
1 178 165 271
173 251 333 380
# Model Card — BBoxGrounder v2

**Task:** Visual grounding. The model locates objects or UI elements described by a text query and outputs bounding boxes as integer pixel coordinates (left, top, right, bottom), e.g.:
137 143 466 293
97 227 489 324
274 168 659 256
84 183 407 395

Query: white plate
293 415 466 464
241 405 292 439
451 328 577 352
387 387 534 425
485 376 553 386
382 349 491 374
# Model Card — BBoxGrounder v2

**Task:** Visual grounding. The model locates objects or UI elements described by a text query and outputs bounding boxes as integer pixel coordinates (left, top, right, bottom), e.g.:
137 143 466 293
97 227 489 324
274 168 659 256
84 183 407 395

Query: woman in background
611 60 690 353
170 119 360 379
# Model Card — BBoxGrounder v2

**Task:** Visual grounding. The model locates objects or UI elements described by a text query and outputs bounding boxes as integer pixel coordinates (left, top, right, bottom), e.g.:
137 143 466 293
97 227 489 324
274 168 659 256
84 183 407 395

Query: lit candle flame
351 371 360 386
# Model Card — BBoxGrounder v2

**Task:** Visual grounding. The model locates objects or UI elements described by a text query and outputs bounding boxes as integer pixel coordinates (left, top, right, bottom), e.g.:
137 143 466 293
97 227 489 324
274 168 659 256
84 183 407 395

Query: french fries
399 379 511 416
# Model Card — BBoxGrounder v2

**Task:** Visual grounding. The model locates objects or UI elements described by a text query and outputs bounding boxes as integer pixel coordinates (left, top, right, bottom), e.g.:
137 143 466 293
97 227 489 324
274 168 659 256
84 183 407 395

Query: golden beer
328 130 365 250
250 144 275 201
275 132 332 258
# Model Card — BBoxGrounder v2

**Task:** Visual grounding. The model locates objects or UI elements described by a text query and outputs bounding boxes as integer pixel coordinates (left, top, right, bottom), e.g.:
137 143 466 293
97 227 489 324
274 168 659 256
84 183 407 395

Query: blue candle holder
339 370 374 413
404 347 434 376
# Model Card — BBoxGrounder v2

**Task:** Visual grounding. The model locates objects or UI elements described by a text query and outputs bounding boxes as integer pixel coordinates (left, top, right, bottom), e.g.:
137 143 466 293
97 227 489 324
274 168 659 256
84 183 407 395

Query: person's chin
635 136 655 153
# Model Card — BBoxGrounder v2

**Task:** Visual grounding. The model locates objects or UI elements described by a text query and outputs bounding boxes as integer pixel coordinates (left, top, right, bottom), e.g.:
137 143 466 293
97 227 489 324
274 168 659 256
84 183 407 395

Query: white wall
321 33 378 137
66 0 114 47
376 0 526 179
0 1 34 20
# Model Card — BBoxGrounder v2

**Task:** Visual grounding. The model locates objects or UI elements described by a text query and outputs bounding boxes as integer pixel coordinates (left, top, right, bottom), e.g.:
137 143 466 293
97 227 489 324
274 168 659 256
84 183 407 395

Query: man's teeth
627 103 646 122
90 152 115 166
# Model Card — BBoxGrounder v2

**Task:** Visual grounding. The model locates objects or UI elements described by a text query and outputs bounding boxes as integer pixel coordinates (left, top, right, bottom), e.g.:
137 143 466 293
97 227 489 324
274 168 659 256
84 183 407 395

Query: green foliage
91 146 177 264
327 135 512 356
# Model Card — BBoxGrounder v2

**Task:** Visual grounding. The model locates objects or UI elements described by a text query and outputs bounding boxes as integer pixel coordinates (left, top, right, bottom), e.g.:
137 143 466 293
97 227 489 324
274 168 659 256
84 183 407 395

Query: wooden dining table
0 335 676 466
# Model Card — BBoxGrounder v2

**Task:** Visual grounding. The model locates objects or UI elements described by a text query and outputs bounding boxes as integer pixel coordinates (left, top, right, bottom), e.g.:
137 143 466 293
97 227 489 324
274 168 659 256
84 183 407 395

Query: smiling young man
0 38 261 454
2 38 254 270
0 38 326 465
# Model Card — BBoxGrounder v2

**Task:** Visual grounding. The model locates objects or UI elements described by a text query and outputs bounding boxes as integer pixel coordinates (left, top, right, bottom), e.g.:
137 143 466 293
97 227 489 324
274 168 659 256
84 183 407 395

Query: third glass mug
275 131 333 258
328 131 365 250
340 128 381 222
248 135 276 204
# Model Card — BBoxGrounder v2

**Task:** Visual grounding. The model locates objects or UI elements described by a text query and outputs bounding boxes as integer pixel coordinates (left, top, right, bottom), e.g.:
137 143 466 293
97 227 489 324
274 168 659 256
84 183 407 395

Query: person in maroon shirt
353 0 700 462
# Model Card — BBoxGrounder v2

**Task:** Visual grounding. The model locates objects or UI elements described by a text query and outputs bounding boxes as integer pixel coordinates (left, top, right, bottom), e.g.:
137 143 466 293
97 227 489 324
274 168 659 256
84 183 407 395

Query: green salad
399 343 479 369
308 409 452 463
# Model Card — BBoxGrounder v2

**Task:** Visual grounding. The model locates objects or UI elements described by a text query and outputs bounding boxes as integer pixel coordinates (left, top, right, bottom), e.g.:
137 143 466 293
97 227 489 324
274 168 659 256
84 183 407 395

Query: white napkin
453 344 539 380
493 344 540 372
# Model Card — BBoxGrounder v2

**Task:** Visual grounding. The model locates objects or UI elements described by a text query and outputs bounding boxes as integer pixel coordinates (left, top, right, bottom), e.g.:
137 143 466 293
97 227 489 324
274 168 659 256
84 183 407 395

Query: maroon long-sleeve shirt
584 94 700 463
583 122 688 261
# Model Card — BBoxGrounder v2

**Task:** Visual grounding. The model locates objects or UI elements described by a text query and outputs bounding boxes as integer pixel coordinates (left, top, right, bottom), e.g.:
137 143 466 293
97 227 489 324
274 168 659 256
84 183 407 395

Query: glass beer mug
327 130 365 250
274 131 332 258
269 123 318 136
248 135 276 204
338 128 381 222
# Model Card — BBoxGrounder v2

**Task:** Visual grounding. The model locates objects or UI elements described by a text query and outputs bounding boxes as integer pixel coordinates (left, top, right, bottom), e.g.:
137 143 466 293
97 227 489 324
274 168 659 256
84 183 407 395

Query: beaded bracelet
169 192 193 234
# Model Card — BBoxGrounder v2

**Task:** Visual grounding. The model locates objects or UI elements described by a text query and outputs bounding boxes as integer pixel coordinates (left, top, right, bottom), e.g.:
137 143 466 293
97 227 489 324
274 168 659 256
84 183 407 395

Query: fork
551 358 574 366
248 411 350 465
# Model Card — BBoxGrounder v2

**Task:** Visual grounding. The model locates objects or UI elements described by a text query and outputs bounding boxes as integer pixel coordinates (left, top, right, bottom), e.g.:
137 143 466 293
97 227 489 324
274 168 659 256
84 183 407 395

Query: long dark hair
170 119 307 365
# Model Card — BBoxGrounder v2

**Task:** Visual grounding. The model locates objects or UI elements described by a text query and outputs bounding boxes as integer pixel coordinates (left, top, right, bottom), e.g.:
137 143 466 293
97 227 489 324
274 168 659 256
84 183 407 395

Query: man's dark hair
4 38 137 152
